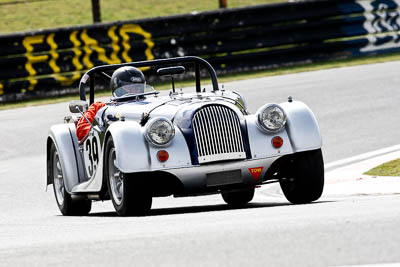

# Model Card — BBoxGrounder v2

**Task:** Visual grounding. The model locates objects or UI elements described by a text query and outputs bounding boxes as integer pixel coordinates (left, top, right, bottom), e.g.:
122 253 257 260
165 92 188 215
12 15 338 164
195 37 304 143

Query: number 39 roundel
83 131 100 178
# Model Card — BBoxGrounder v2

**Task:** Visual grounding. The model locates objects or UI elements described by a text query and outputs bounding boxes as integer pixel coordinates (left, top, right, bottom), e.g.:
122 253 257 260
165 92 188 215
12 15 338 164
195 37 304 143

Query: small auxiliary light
272 136 284 149
157 150 169 162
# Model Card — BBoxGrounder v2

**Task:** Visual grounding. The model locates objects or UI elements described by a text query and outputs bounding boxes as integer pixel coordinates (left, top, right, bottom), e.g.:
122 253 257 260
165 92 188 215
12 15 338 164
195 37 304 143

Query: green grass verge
1 52 400 111
0 0 284 34
364 158 400 177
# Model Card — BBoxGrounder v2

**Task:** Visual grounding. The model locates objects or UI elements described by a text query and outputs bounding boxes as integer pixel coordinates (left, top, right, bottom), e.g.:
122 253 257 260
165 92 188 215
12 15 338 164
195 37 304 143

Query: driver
110 66 147 97
76 66 147 141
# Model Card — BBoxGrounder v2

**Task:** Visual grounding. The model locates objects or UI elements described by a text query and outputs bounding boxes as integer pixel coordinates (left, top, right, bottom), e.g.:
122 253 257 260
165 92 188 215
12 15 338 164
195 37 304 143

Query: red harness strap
76 102 106 141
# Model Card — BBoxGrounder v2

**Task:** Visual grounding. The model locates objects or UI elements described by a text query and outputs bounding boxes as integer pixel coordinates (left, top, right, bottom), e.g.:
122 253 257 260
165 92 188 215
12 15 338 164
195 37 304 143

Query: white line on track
333 263 400 267
325 144 400 171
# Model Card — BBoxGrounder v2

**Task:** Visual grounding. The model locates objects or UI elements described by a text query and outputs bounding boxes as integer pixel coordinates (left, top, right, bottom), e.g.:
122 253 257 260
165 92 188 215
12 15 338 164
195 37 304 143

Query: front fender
245 100 322 159
280 100 322 152
246 115 294 159
106 121 149 173
47 123 82 193
107 121 192 173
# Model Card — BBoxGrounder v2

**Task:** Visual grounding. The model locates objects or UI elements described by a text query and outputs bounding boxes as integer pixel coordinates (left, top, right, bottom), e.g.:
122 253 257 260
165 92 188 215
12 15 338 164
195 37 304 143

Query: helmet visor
113 83 155 97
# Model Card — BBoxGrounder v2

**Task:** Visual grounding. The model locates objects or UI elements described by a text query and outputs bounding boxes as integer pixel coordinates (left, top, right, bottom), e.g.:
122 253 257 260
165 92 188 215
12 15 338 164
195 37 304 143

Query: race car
46 56 324 216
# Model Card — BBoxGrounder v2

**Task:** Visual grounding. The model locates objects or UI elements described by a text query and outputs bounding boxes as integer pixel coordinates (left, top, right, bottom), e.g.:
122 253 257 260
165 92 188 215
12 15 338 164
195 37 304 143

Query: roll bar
78 56 219 104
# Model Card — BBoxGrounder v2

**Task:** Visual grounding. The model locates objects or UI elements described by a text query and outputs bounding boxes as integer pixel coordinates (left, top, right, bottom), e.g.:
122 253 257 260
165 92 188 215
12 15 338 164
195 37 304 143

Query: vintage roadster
46 56 324 216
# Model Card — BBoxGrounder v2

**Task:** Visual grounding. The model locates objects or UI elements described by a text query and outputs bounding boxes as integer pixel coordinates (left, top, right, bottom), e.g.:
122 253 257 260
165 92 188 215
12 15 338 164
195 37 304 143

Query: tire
50 143 91 216
105 138 152 216
279 149 324 204
221 188 254 207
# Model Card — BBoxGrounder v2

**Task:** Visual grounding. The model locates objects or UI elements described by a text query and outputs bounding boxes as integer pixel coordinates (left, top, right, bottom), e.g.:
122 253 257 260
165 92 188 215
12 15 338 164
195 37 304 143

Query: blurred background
0 0 285 33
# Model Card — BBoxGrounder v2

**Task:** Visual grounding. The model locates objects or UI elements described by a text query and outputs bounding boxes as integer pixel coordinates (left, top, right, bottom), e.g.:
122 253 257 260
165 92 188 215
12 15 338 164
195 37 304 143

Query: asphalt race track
1 61 400 266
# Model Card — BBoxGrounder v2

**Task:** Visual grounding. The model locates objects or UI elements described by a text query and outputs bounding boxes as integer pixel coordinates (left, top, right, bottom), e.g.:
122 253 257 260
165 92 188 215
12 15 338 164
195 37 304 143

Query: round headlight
257 104 286 132
145 118 175 146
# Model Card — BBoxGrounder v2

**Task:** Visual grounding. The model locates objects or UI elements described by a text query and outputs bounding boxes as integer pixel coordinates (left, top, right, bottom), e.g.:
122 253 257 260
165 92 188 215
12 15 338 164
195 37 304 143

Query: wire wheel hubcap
108 148 123 206
53 151 65 206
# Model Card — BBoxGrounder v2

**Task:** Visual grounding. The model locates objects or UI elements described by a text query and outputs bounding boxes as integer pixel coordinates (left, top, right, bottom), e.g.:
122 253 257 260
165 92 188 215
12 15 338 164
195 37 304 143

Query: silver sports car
46 56 324 216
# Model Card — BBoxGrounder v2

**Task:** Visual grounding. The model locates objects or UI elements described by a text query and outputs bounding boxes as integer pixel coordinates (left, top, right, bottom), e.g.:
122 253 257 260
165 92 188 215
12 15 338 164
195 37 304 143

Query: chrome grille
192 105 246 164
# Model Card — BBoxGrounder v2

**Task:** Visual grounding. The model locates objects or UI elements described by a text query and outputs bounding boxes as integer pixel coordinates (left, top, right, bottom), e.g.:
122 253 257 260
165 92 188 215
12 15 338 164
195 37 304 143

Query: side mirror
157 66 185 93
69 100 88 114
157 66 185 76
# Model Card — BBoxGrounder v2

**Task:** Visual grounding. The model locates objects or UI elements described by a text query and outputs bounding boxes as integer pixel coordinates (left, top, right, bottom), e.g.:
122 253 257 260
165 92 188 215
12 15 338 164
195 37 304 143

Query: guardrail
1 0 400 102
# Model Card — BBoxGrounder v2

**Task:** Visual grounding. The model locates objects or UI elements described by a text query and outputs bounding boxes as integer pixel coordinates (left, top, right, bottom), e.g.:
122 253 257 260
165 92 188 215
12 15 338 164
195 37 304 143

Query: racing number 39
85 137 99 177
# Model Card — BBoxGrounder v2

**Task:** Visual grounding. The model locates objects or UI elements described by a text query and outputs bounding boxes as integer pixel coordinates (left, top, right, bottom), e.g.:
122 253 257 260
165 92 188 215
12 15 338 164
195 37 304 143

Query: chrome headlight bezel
145 117 175 147
256 104 287 133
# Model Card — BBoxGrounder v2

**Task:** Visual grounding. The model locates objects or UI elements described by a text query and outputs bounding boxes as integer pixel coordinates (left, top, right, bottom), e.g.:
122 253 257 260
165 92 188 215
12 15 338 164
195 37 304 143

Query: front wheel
279 149 324 204
221 188 254 207
50 143 91 216
105 138 152 216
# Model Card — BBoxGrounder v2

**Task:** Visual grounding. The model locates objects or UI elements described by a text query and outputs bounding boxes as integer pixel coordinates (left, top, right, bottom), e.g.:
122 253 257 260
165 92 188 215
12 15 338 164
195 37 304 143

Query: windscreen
113 83 155 97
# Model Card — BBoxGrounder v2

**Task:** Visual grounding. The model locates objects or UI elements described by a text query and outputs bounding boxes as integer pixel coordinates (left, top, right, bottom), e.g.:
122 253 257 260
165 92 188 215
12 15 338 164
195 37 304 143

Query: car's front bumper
164 156 279 192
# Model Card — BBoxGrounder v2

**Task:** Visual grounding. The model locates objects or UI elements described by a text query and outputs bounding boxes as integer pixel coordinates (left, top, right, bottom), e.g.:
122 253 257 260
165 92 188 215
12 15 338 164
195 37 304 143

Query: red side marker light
157 150 169 162
272 136 283 148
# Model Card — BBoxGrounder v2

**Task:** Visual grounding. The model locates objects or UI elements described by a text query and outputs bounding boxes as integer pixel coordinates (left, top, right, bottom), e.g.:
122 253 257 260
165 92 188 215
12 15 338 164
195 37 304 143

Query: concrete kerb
324 147 400 197
258 145 400 199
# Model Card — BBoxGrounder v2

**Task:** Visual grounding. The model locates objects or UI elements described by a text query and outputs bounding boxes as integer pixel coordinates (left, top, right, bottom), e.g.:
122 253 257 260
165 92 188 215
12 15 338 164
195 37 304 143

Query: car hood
104 91 246 124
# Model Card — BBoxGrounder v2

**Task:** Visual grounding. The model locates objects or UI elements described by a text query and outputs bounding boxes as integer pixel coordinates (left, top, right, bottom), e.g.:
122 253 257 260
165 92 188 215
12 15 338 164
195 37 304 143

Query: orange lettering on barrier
248 167 264 180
